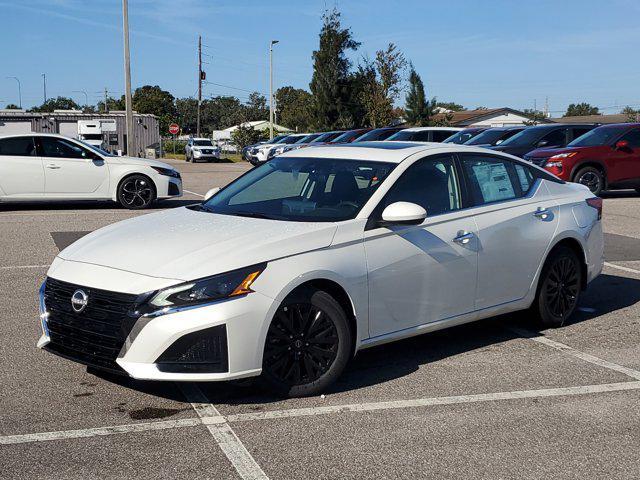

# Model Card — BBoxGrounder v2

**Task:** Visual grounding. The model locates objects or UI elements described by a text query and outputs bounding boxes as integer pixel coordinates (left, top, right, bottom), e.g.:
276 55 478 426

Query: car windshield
200 156 395 222
356 129 400 142
386 130 419 141
499 127 552 147
568 126 628 147
282 136 305 144
269 135 288 144
76 139 113 156
296 133 321 144
331 130 366 143
466 129 518 145
443 130 483 144
194 140 213 146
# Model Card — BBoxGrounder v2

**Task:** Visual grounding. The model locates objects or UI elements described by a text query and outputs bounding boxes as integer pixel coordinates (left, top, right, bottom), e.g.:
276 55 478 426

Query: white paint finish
179 383 269 480
0 133 181 203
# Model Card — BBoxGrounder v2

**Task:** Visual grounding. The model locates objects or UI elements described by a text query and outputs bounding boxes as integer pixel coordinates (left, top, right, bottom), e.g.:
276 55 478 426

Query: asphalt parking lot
1 158 639 479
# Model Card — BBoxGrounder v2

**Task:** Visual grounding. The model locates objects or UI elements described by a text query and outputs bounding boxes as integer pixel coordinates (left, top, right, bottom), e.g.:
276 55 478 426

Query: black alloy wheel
262 288 351 397
117 175 156 209
535 246 581 327
574 166 604 196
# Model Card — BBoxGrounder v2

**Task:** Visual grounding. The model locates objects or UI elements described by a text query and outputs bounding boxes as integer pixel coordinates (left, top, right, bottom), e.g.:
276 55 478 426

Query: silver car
185 137 221 162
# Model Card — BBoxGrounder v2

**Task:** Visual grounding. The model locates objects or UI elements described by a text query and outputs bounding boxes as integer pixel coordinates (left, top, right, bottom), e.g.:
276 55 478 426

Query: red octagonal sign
168 123 179 135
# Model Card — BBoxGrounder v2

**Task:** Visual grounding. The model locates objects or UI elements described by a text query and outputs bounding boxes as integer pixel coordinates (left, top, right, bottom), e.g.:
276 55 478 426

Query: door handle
453 231 475 245
45 163 61 169
533 207 551 219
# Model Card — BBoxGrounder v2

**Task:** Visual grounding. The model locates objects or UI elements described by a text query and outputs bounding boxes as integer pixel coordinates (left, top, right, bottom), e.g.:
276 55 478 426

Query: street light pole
122 0 135 156
269 40 279 140
6 77 21 109
73 90 88 107
42 74 47 103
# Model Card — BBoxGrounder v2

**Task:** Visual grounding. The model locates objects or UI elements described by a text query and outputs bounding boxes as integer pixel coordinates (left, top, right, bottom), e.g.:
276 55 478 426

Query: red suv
524 123 640 195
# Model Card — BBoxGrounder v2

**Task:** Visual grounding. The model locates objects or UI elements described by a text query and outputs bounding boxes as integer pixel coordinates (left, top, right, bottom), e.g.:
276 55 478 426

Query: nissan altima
37 142 604 397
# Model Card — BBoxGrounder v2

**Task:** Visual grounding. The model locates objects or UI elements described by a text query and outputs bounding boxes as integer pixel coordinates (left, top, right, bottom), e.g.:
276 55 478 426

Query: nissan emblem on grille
71 289 88 313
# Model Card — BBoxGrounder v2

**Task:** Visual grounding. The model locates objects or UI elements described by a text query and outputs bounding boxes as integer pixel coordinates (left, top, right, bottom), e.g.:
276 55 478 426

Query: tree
435 101 466 112
565 103 600 116
244 92 269 122
359 43 407 127
132 85 177 132
31 97 80 112
621 106 640 122
4 104 19 109
309 7 360 129
231 123 266 150
275 86 314 131
96 96 125 112
404 66 436 126
523 108 546 125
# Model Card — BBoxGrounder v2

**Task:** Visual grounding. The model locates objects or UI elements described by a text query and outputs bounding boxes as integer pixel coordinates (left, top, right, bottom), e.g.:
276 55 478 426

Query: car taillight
586 197 602 220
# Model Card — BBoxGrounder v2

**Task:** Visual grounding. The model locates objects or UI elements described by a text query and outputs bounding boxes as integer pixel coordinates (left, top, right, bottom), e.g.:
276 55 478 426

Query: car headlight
150 166 181 178
193 150 202 157
548 152 576 160
544 160 563 169
147 263 266 309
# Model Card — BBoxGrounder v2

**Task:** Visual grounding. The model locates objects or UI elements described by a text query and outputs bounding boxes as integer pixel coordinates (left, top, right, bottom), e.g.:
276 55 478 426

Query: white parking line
0 264 49 271
183 189 204 198
510 327 640 380
178 383 269 480
3 381 639 446
604 261 640 275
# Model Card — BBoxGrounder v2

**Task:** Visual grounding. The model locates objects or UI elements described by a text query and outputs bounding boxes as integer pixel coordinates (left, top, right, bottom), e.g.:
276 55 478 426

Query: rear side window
620 129 640 148
571 127 592 141
461 155 523 205
412 131 431 141
0 137 36 156
432 130 454 142
514 164 535 193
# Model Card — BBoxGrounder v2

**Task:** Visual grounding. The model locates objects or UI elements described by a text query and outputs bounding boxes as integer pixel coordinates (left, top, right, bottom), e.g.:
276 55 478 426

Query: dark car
305 131 344 146
524 123 640 195
463 126 526 147
443 127 488 144
353 127 405 142
490 124 598 158
329 128 372 143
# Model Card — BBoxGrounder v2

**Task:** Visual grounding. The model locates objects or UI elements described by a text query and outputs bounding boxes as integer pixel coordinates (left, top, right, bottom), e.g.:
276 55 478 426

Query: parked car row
243 122 640 195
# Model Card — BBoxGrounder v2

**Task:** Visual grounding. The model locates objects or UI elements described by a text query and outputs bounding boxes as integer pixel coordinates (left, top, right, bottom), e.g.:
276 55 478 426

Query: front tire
261 288 352 397
117 174 156 209
533 246 582 327
573 166 604 196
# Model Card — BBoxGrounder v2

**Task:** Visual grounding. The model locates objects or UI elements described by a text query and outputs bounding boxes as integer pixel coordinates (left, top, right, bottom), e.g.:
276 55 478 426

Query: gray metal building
0 110 160 156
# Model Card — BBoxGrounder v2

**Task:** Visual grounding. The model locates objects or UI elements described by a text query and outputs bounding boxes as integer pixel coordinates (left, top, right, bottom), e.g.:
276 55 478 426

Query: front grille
43 278 140 374
168 181 180 196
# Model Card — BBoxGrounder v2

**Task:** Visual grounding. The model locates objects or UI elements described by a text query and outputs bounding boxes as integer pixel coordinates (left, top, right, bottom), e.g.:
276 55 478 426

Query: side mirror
380 202 427 226
204 187 220 201
615 140 629 150
537 139 549 148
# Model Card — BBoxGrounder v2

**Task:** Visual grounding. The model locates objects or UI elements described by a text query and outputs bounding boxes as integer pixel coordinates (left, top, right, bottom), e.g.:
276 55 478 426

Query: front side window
202 157 395 222
568 125 627 147
0 136 36 156
538 129 566 147
193 140 213 146
376 155 461 218
571 127 593 141
432 130 454 142
39 137 90 159
462 155 523 205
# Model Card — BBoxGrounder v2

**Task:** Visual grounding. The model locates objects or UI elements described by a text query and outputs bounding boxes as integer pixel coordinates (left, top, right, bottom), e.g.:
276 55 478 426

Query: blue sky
1 0 639 115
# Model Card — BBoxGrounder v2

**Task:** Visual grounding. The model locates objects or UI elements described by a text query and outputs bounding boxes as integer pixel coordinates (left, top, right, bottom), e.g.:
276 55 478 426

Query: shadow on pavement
92 273 640 406
0 198 198 212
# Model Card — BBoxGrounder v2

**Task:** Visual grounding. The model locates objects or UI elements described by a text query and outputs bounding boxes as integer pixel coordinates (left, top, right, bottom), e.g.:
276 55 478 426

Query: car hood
192 145 218 150
57 207 338 282
525 146 595 158
111 156 175 170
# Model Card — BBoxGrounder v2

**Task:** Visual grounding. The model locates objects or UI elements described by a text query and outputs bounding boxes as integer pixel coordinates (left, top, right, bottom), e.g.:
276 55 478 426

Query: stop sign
168 124 179 135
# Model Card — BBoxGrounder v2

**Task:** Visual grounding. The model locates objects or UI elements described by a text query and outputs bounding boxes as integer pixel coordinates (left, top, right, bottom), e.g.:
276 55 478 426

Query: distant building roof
222 120 293 133
549 114 633 124
432 107 551 126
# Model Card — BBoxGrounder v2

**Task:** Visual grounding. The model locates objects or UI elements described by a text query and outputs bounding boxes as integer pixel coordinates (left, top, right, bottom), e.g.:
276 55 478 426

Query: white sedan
37 142 603 396
0 133 182 209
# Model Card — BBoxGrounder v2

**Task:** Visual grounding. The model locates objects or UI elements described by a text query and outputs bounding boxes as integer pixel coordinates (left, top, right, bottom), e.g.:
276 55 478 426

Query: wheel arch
545 235 588 291
111 171 158 202
570 160 608 187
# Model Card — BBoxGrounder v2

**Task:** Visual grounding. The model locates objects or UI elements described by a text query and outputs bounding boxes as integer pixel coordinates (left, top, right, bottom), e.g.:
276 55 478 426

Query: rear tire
261 287 352 397
573 166 604 196
117 174 156 209
533 246 582 327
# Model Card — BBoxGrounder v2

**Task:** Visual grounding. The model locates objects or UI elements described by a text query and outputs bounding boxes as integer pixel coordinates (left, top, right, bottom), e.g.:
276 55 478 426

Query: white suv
0 133 182 209
185 137 221 162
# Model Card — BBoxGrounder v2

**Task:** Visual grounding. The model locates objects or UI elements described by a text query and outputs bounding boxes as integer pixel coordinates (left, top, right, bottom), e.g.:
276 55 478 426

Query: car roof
400 126 462 132
0 132 75 139
527 123 599 129
280 141 531 164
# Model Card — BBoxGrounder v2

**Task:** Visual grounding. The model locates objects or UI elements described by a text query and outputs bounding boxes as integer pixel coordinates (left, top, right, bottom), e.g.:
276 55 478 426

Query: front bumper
193 152 221 162
38 274 274 381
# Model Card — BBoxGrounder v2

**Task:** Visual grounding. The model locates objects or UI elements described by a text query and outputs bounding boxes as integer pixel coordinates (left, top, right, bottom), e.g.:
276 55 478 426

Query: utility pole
122 0 135 155
197 35 202 137
6 77 21 109
544 96 549 118
42 74 47 103
104 87 109 112
73 90 89 107
269 40 279 140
